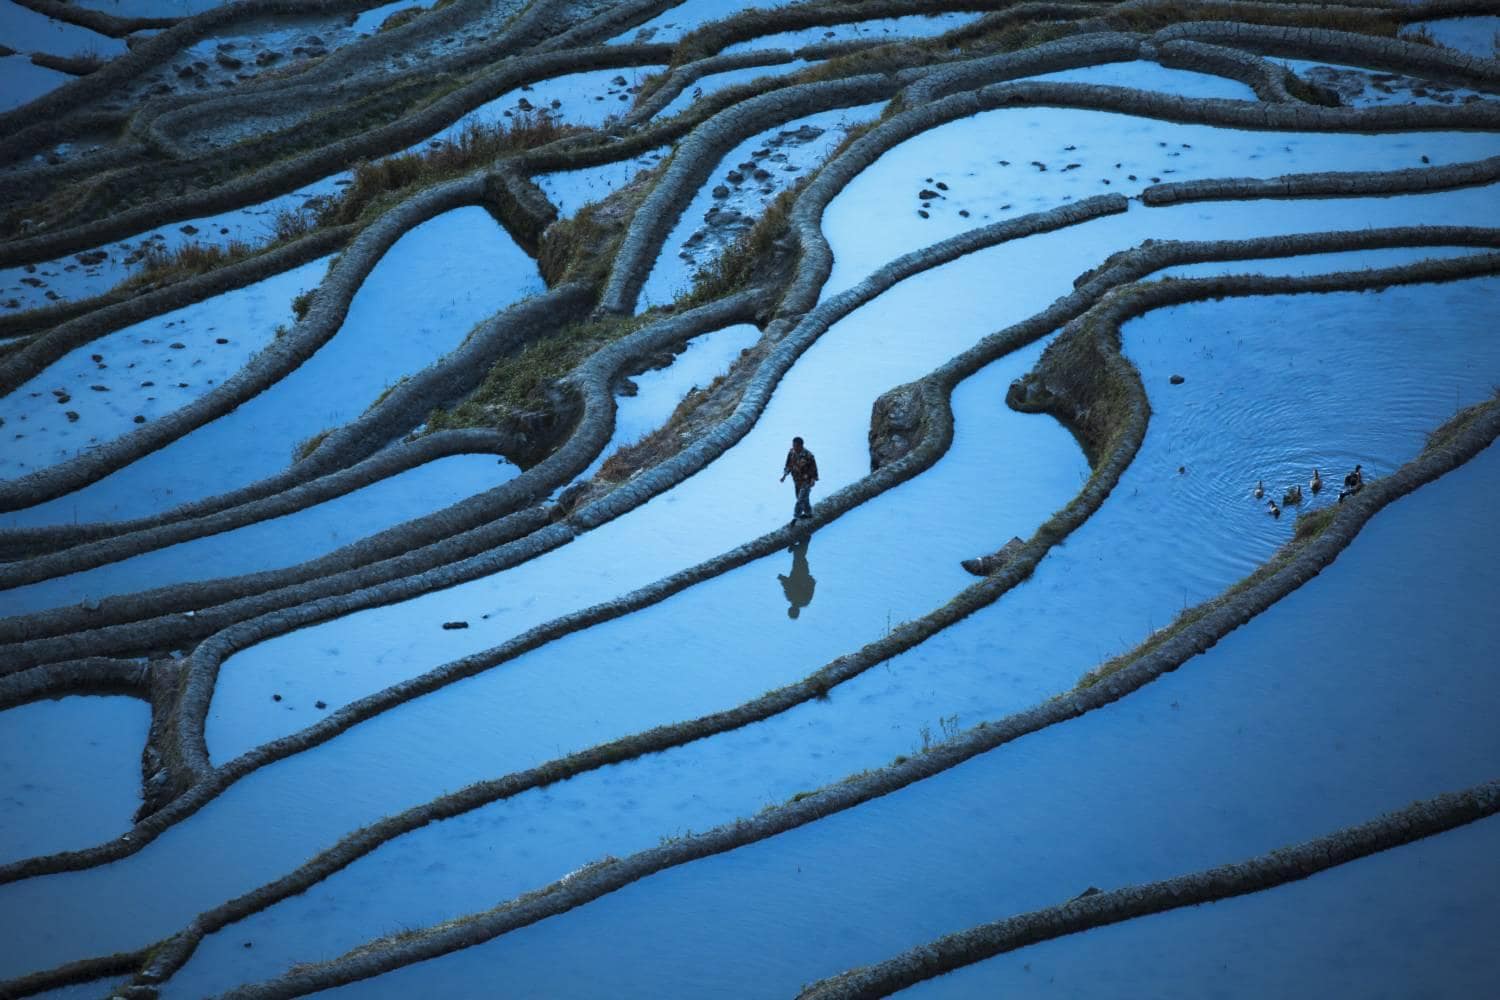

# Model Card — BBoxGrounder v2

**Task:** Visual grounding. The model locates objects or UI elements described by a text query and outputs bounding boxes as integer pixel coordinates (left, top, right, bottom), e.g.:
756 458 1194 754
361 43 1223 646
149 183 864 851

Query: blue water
0 696 149 865
0 453 515 617
0 257 327 485
7 207 542 527
0 336 1084 988
165 344 1087 995
164 272 1497 992
4 233 1495 987
201 186 1500 763
1030 60 1258 101
0 1 127 56
323 433 1500 998
906 812 1500 998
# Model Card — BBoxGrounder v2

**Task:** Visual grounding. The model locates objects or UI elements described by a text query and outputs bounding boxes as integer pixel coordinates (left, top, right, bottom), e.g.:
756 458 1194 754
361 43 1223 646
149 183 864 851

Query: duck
1253 480 1264 500
1343 463 1364 491
1310 469 1323 494
1267 499 1281 518
1282 484 1303 506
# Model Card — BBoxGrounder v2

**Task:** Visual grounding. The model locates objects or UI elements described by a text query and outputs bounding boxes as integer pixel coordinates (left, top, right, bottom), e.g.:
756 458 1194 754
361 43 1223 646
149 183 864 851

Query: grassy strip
426 311 650 432
418 86 843 443
1108 0 1403 37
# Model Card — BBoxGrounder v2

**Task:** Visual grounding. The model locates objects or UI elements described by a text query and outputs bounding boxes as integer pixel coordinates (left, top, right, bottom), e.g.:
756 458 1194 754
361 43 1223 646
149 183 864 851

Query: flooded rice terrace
1 0 1498 997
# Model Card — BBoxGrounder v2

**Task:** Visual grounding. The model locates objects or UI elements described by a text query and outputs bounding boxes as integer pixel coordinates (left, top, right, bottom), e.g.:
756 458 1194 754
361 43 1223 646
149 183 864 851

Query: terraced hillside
2 0 1499 996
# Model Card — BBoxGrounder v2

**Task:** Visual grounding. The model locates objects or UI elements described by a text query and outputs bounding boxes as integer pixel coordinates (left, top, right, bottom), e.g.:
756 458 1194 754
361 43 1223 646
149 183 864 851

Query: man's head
792 436 804 450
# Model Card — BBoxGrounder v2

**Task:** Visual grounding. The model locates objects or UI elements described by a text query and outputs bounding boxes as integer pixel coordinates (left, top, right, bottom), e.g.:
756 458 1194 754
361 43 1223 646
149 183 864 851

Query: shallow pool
319 430 1500 997
0 256 328 483
6 206 542 527
0 695 149 865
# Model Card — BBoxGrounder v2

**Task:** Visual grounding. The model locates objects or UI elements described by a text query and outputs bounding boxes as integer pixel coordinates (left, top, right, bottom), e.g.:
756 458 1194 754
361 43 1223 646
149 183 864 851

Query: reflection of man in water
779 536 816 619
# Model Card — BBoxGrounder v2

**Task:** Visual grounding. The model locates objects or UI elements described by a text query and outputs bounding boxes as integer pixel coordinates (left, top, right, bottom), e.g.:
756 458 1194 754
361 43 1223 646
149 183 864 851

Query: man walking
781 435 819 520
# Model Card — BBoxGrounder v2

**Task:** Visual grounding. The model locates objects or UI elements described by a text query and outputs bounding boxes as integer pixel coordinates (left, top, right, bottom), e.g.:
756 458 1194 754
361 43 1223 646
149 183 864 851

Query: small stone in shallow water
216 337 229 344
65 411 79 422
917 209 929 219
315 701 327 710
442 620 469 629
134 415 146 424
170 342 185 349
1170 374 1185 385
272 693 281 701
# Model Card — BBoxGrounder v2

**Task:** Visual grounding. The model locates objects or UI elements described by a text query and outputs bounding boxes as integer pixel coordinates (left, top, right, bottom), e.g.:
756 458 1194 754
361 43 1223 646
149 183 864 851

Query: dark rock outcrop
868 382 926 471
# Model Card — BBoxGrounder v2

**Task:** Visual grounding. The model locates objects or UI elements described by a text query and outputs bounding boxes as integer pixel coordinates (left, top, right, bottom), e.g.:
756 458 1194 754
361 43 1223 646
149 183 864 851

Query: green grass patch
293 427 333 462
426 312 650 432
537 155 671 287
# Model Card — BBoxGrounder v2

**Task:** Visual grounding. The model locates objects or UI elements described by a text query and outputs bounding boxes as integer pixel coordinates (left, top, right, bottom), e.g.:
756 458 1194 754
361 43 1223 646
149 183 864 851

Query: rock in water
961 536 1026 577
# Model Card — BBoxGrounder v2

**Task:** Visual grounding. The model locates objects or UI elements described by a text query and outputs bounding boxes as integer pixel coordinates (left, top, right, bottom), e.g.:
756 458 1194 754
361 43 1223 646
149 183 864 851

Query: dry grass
378 6 425 32
107 204 315 294
319 112 579 227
